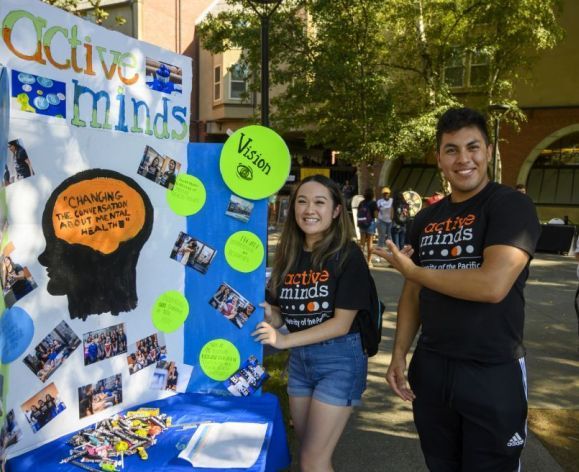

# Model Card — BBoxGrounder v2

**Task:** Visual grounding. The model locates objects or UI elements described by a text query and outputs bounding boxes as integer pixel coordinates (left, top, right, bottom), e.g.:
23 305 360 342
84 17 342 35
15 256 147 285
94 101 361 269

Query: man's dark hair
436 107 490 150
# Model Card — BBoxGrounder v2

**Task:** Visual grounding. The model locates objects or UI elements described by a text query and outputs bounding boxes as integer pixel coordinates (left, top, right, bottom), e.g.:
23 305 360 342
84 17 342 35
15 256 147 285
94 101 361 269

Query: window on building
444 48 465 88
444 49 490 89
214 65 221 101
229 63 248 100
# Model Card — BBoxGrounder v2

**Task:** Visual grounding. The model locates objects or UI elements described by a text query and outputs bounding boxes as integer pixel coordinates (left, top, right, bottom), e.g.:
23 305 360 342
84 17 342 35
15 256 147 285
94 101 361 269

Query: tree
42 0 126 26
197 0 565 190
381 0 563 183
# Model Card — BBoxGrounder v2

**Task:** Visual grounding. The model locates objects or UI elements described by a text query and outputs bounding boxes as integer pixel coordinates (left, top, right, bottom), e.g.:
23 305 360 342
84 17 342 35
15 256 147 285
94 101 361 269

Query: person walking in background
515 183 527 194
357 188 378 267
374 107 540 471
253 174 376 471
391 191 409 250
341 179 355 210
376 186 393 248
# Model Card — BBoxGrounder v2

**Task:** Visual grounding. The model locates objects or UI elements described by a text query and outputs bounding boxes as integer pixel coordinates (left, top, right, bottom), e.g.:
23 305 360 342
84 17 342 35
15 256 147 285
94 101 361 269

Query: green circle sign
199 339 240 381
152 291 190 333
166 174 206 216
224 231 264 273
220 125 291 200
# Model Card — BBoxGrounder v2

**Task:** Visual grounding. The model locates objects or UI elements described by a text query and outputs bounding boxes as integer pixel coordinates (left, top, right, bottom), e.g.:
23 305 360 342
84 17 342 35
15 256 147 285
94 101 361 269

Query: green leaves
199 0 563 169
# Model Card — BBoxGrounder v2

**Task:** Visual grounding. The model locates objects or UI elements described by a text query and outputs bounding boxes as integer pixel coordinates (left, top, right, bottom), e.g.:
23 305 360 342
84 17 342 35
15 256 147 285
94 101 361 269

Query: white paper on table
178 422 268 468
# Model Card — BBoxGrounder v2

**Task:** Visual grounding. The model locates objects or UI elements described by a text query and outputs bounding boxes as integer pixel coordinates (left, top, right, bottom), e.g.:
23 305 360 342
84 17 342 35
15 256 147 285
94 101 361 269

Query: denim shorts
287 332 368 407
359 221 376 235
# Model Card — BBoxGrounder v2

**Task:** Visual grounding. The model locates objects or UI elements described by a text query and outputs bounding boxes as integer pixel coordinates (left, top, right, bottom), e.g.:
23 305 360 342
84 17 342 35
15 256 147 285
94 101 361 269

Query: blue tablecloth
7 393 291 472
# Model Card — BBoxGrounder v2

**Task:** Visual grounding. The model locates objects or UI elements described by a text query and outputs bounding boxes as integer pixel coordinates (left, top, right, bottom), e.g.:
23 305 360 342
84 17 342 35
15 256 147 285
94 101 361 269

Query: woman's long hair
269 175 356 294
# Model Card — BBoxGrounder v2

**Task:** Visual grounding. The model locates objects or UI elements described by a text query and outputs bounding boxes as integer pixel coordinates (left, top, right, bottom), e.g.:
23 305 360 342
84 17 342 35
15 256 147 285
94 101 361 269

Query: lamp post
488 103 510 182
246 0 283 127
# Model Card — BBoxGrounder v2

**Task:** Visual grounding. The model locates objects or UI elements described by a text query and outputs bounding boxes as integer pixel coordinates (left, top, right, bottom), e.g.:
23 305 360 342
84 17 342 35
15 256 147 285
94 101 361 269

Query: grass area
528 408 579 471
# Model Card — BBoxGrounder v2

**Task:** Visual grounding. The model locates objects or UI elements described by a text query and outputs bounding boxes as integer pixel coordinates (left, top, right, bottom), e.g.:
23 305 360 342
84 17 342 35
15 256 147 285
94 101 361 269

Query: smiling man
374 108 540 471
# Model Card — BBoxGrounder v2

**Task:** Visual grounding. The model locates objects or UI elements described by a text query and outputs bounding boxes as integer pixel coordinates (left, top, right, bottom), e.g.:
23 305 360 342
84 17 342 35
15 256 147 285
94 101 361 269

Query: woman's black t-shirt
270 242 373 332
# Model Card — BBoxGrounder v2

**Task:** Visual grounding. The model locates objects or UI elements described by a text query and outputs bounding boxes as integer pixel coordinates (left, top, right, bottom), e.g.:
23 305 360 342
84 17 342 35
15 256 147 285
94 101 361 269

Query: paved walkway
270 225 579 470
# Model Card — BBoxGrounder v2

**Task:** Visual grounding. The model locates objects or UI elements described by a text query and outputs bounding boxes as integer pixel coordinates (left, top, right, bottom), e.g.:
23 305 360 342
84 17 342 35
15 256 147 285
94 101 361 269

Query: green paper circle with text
199 339 240 381
224 231 264 273
220 125 291 200
166 174 206 216
152 291 190 333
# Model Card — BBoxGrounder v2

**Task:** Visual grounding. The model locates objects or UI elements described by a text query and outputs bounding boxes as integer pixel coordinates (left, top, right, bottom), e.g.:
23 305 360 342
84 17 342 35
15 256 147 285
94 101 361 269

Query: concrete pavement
269 225 579 470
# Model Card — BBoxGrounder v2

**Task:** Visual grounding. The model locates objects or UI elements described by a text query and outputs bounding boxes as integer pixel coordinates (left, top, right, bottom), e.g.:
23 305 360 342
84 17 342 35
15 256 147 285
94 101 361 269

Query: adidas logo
507 432 525 447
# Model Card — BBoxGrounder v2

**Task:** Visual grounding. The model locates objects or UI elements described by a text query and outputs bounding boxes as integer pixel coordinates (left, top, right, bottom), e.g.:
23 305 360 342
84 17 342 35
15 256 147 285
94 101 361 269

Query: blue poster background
184 143 267 394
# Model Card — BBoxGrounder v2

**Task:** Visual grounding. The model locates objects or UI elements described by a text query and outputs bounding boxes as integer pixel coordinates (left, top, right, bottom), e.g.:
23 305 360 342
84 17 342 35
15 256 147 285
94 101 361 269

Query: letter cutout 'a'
39 169 154 320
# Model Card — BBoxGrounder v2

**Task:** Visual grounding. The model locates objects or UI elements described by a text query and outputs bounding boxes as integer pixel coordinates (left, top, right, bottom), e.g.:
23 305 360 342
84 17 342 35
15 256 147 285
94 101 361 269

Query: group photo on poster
127 333 167 375
78 374 123 419
82 323 128 365
1 242 37 308
23 321 81 382
20 384 66 433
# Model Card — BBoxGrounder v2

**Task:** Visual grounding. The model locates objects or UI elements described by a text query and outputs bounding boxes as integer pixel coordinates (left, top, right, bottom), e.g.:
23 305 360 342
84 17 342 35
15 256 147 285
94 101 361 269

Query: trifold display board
0 0 289 463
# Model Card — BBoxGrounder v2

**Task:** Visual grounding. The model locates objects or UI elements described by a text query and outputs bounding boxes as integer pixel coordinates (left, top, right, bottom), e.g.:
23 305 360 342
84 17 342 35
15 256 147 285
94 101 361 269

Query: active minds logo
236 163 253 181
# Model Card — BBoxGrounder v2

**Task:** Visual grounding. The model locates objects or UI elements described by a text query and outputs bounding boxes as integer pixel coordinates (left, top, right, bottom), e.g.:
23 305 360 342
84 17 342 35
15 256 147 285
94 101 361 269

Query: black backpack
356 274 385 357
357 202 373 228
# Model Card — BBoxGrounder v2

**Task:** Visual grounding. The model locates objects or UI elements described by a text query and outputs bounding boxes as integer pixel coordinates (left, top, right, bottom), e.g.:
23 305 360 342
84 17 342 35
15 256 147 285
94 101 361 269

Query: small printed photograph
126 333 167 375
225 194 254 223
208 282 256 329
158 157 181 190
145 58 183 95
170 232 217 275
5 139 35 186
149 361 193 393
82 323 128 366
0 410 22 449
78 374 123 419
137 146 181 190
1 242 38 308
137 145 163 183
23 321 81 382
11 69 66 118
224 356 269 397
20 383 66 433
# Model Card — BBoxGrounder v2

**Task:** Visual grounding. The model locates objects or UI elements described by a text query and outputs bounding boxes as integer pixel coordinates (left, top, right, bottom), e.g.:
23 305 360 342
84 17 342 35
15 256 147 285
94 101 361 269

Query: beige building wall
198 46 256 137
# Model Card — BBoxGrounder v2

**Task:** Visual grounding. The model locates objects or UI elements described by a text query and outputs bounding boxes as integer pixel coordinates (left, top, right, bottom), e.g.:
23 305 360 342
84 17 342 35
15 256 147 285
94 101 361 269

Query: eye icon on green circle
220 125 291 200
236 163 253 181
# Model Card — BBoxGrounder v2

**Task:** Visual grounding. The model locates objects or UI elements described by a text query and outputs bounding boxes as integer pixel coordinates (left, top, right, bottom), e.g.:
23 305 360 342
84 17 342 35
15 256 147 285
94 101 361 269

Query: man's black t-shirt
270 242 373 332
409 182 540 363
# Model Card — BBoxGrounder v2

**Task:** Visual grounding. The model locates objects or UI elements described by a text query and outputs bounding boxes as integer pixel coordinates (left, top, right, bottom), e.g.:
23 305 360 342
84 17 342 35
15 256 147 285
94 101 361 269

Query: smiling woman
254 174 380 470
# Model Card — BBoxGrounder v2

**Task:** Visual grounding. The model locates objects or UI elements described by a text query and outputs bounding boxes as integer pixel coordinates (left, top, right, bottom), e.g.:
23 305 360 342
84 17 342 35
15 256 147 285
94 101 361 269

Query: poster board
0 1 287 462
0 0 201 460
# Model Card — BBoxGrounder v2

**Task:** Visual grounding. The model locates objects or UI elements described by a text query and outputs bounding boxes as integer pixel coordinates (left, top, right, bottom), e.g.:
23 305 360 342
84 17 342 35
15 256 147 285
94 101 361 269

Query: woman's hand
252 321 288 349
260 301 275 324
259 301 283 328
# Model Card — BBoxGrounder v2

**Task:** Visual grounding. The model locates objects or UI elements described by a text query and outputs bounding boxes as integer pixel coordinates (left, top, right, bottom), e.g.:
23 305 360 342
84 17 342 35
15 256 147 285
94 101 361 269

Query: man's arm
386 279 421 401
379 240 530 303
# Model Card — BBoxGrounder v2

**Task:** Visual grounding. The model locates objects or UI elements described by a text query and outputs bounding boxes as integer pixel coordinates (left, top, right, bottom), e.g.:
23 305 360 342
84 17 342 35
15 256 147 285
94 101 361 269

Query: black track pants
408 349 528 472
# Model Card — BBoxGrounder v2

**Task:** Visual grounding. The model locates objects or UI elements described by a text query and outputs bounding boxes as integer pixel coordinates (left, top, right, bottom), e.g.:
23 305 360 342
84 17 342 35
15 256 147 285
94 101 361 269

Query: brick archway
517 123 579 185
